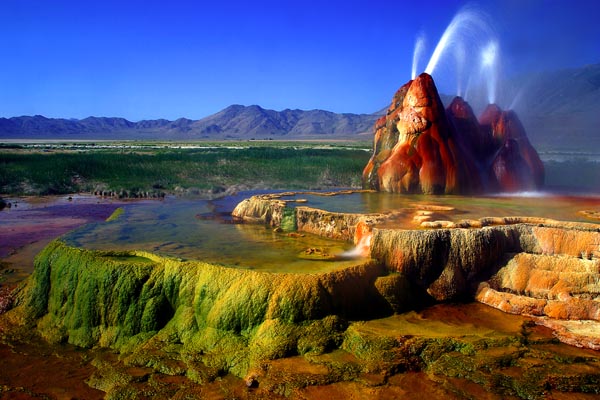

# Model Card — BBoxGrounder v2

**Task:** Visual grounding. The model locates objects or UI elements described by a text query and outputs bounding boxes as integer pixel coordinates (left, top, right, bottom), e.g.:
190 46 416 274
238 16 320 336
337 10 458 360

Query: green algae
279 206 297 232
106 207 124 222
19 240 384 375
13 239 600 398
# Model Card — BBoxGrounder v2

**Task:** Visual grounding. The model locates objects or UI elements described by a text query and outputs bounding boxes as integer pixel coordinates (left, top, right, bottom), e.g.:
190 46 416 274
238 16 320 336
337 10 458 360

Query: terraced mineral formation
363 73 544 194
233 192 600 336
4 191 600 398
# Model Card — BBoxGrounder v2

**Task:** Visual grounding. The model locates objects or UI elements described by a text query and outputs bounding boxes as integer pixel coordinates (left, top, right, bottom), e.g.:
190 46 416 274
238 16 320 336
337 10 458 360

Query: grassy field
1 140 597 196
0 142 372 196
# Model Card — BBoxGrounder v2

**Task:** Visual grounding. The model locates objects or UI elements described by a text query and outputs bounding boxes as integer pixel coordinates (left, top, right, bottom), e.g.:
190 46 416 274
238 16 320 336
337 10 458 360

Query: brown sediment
0 320 105 399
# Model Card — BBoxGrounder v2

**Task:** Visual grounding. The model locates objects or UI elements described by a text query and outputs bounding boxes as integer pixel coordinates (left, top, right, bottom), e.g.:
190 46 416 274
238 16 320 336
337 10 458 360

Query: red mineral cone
364 73 479 194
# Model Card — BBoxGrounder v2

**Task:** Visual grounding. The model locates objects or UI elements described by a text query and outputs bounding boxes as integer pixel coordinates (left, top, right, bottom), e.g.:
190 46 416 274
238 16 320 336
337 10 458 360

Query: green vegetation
105 207 124 222
11 240 600 398
19 241 376 376
0 144 371 195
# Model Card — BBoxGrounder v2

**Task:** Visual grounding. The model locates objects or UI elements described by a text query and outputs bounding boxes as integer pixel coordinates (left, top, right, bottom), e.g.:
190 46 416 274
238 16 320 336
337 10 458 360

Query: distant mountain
0 63 598 149
190 105 378 138
0 106 379 140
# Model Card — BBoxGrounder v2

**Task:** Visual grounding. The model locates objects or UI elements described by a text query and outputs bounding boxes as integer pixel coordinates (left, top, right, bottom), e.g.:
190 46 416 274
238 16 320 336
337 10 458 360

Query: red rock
364 73 479 194
353 221 373 257
363 75 544 194
478 104 503 145
447 97 493 160
491 139 536 192
495 110 545 188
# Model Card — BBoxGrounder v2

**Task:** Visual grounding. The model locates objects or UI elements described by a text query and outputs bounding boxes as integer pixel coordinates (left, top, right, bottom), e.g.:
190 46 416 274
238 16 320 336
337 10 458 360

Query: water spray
412 33 426 80
454 41 466 96
424 8 489 75
416 5 499 111
481 40 499 104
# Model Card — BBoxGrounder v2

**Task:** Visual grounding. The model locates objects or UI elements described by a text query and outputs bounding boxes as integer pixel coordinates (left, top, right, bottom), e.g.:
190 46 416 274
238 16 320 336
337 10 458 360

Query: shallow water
64 197 360 274
282 191 600 227
62 190 600 274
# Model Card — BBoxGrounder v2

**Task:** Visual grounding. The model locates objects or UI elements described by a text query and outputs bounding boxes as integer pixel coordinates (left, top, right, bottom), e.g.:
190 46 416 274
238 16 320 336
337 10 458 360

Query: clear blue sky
1 0 599 120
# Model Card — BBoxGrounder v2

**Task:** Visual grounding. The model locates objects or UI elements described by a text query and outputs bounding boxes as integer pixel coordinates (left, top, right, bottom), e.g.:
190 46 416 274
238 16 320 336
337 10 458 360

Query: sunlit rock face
364 73 544 194
363 73 479 194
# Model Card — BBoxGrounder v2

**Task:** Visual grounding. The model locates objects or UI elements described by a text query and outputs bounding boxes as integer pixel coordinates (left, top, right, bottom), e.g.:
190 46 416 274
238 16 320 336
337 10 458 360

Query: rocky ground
1 194 600 399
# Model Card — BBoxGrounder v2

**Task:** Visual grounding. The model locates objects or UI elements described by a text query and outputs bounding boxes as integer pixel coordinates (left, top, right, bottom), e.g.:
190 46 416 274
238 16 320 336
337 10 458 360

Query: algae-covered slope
18 240 394 375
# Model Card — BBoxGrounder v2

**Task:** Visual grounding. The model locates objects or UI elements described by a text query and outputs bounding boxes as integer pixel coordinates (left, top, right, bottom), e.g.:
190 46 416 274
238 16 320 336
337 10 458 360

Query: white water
480 40 499 103
424 9 490 75
339 231 372 259
411 33 426 80
454 41 466 96
418 6 500 107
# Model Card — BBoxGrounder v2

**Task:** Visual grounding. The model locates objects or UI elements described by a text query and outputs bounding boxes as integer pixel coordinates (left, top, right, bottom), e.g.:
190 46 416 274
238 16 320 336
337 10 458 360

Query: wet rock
244 372 259 388
15 240 387 377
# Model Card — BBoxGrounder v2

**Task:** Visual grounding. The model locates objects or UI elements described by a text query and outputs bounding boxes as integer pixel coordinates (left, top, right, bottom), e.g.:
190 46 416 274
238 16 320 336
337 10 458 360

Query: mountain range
0 106 379 141
1 63 599 150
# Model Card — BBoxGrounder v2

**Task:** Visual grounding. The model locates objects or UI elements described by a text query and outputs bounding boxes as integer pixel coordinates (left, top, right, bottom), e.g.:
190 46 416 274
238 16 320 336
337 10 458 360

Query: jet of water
454 41 466 96
424 9 489 75
481 40 499 104
412 33 426 80
421 5 500 109
508 87 525 110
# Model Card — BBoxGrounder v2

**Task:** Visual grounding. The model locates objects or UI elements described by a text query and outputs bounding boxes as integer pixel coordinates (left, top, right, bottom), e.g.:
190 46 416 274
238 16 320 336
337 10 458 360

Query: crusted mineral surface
4 190 600 399
234 191 600 335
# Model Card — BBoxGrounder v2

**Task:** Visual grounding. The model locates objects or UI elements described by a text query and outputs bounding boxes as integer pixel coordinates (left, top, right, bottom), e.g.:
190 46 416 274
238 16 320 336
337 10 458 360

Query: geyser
421 6 499 104
365 6 542 194
411 32 426 80
362 73 544 194
480 40 499 103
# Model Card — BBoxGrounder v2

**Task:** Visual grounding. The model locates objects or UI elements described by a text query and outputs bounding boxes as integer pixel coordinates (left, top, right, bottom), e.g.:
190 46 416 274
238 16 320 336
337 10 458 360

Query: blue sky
1 0 599 120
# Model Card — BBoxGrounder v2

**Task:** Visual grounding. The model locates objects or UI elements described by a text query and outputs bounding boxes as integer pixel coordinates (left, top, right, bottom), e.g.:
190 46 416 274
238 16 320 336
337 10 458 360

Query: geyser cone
492 139 535 191
364 79 545 194
480 105 545 191
478 104 503 146
446 96 492 191
447 97 492 159
363 73 479 194
494 110 545 188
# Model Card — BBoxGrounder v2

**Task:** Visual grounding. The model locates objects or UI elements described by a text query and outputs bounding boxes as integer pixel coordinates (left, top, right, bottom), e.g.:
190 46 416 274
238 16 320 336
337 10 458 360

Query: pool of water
280 191 600 227
63 190 599 273
63 196 360 274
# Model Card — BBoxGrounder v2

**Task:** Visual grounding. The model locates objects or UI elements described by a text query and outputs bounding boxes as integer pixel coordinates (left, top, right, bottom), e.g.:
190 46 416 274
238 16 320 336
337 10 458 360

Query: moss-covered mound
7 238 600 399
16 240 398 376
